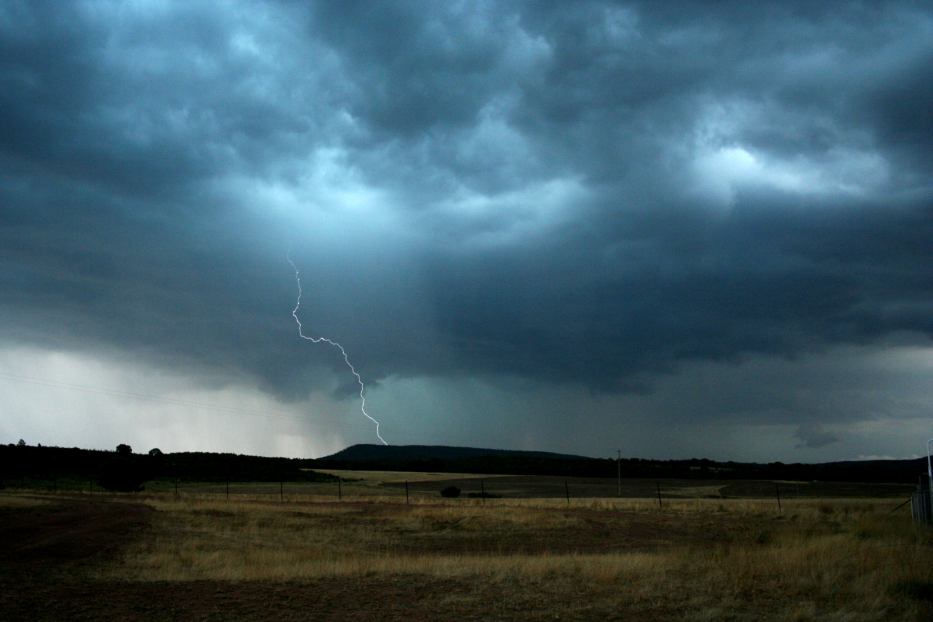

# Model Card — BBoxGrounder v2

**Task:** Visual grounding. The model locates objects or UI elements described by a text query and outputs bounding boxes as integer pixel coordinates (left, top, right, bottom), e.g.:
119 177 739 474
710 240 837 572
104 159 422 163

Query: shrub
440 485 461 498
98 448 150 492
97 463 147 492
892 580 933 602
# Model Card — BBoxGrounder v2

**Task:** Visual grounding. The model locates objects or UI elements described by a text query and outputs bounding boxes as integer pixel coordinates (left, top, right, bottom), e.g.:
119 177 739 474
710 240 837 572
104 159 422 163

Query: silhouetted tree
97 466 146 492
147 448 165 479
99 444 146 491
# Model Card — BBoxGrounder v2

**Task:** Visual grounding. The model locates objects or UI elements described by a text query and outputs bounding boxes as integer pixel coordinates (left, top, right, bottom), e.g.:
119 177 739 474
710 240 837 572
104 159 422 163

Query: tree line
0 442 336 492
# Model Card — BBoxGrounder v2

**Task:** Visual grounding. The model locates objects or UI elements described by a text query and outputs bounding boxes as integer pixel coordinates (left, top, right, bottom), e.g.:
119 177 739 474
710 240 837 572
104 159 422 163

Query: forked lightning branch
287 255 388 445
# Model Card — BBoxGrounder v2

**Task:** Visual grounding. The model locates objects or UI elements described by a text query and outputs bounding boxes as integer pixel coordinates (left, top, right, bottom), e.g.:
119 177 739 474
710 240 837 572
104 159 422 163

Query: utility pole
617 449 622 497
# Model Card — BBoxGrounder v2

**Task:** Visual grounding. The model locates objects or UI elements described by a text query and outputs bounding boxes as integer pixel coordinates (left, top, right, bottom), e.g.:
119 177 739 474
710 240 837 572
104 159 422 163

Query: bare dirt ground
1 573 667 622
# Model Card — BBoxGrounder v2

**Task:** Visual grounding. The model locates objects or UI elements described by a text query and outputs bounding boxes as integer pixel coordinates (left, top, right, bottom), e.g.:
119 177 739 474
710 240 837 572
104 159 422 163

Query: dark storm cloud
427 192 933 388
2 0 932 402
795 423 839 450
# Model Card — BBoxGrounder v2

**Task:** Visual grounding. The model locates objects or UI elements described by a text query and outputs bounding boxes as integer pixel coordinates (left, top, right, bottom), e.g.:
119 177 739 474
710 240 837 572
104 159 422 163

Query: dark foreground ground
2 491 931 621
0 496 676 621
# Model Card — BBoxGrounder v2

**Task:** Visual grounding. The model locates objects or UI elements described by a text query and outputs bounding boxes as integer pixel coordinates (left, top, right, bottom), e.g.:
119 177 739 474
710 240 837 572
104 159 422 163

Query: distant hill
313 443 927 483
314 444 600 476
323 444 591 463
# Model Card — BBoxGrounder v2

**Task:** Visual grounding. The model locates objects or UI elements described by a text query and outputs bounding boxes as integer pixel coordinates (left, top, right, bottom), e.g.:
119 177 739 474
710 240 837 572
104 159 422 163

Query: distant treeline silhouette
0 442 337 491
1 441 924 489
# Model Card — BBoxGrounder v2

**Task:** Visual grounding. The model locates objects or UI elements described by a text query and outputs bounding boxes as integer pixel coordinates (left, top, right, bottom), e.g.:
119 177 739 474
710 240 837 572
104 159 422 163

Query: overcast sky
2 1 932 461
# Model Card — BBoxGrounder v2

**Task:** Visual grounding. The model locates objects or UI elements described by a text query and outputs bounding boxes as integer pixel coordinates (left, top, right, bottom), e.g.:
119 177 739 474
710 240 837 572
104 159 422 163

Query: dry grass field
1 476 931 620
312 468 515 484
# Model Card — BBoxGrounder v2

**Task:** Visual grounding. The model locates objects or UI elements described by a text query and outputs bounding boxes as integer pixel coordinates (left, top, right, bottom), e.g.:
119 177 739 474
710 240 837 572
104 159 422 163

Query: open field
313 468 515 484
115 470 917 502
1 478 931 621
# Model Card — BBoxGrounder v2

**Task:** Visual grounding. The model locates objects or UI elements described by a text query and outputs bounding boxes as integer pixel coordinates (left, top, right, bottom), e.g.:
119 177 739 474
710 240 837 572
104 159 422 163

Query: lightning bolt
287 255 388 445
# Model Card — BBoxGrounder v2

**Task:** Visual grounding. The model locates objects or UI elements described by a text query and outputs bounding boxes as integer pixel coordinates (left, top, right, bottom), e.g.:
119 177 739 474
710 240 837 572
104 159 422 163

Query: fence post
617 449 622 497
775 484 782 513
174 478 178 499
656 482 663 510
280 481 284 503
405 480 410 505
565 480 570 505
226 478 229 500
337 477 342 501
481 479 486 505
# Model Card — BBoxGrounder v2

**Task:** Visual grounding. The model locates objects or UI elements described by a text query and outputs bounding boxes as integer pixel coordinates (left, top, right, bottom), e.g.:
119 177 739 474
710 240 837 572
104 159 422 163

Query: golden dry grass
313 468 514 484
90 493 933 620
0 493 50 508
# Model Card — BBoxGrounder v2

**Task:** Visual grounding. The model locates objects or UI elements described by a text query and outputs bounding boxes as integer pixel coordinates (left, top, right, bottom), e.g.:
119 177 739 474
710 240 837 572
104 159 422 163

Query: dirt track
0 496 152 566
